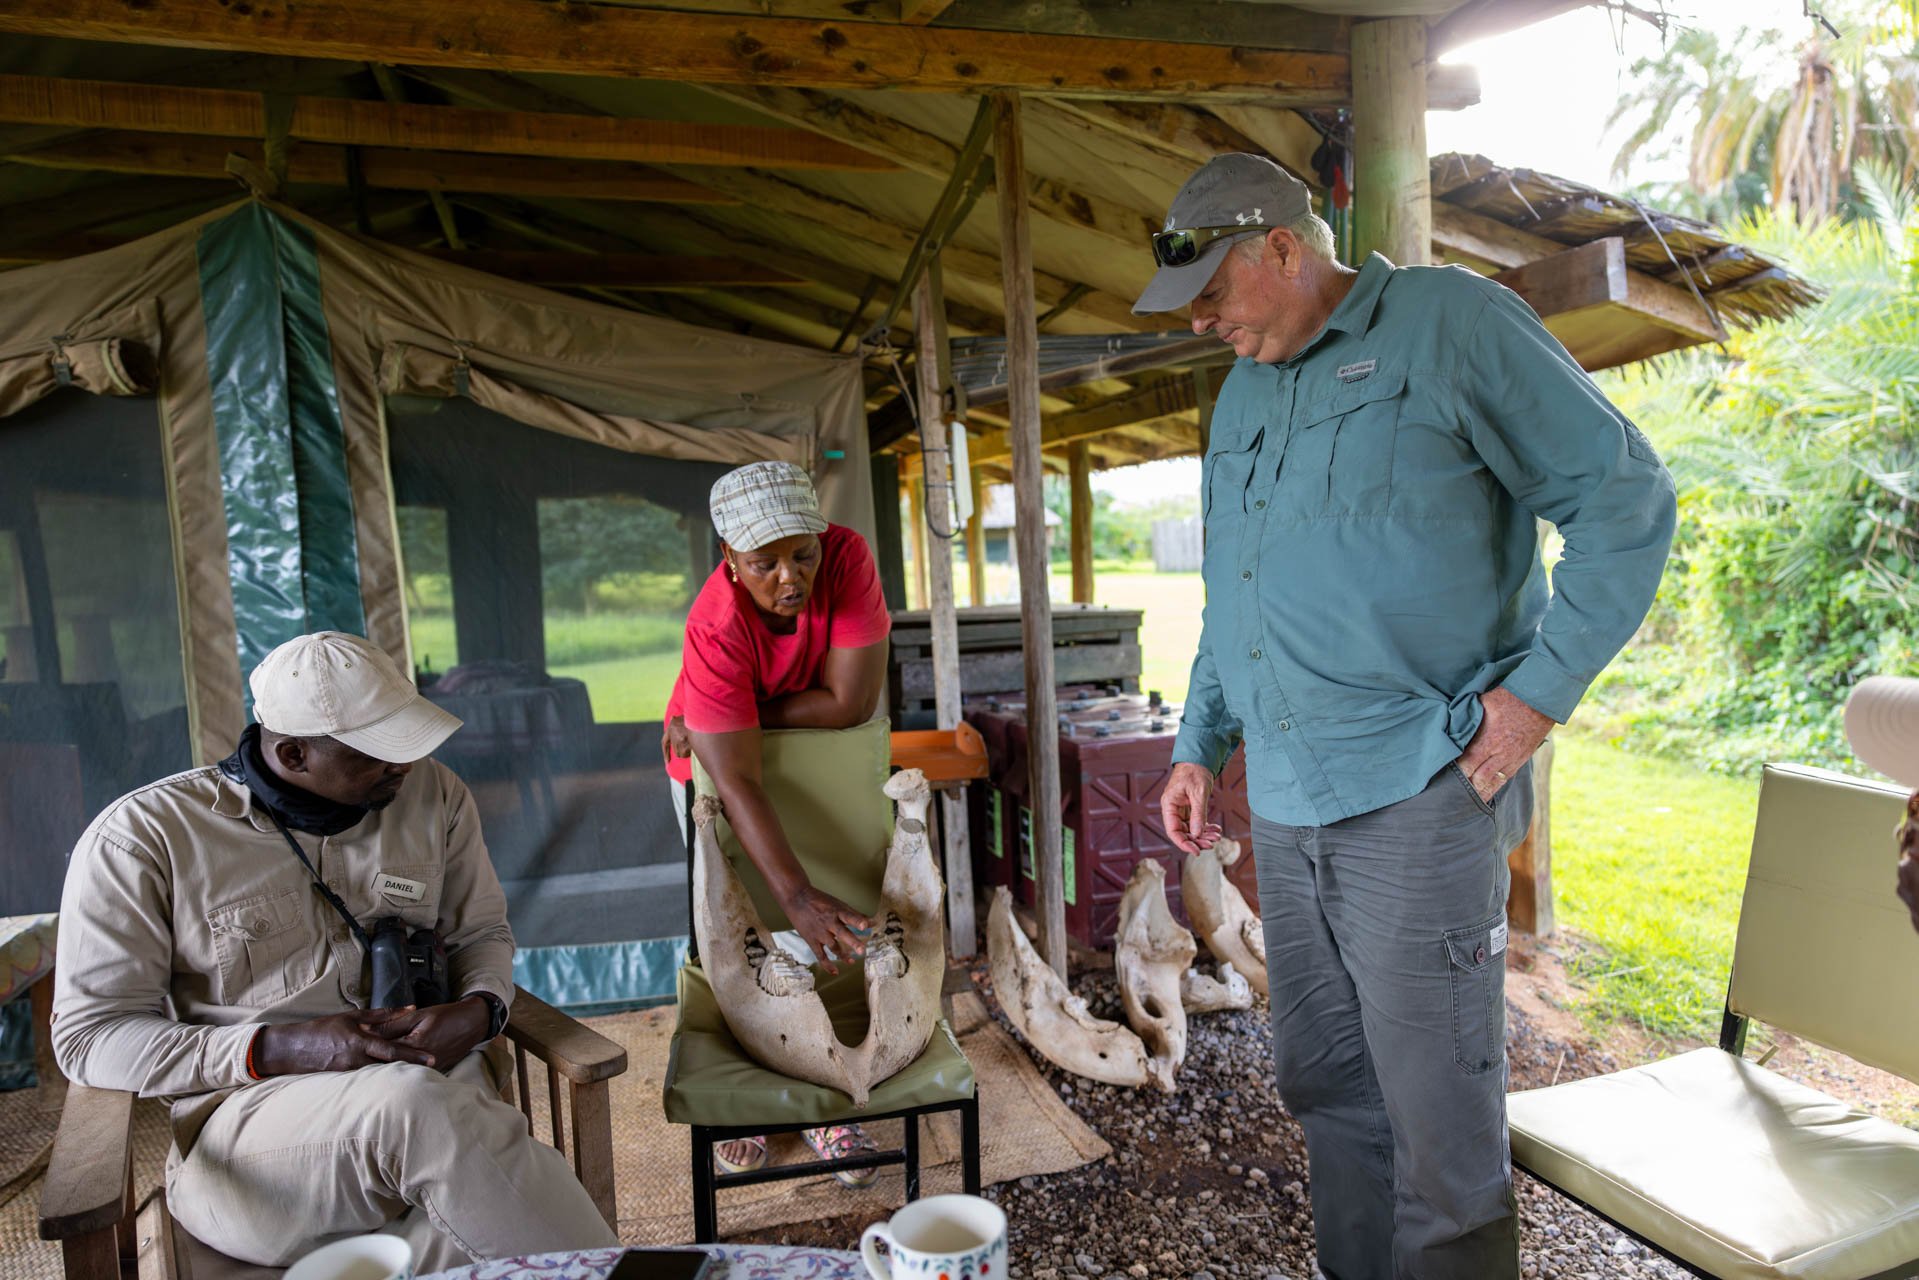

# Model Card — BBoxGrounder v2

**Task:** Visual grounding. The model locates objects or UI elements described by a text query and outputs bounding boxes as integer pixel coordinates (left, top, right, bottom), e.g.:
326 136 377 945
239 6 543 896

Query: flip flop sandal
713 1134 768 1175
803 1124 880 1189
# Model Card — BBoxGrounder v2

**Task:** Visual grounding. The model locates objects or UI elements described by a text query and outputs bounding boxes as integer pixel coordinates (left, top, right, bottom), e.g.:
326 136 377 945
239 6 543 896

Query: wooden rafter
1432 201 1722 341
0 178 239 246
8 132 739 205
694 83 1165 253
0 74 898 170
415 249 807 288
402 66 1153 334
0 1 1362 105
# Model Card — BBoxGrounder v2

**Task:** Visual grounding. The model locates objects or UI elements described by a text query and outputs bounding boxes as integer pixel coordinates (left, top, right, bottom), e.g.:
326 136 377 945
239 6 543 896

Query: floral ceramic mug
861 1194 1007 1280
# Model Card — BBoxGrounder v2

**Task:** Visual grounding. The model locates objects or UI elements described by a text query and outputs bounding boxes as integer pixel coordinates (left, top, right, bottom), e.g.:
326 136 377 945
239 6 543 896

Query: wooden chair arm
504 985 627 1085
38 1084 133 1241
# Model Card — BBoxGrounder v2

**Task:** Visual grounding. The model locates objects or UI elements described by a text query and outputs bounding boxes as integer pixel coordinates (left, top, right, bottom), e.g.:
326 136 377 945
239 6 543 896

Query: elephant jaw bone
1180 963 1253 1013
1115 861 1197 1093
1183 839 1268 1000
987 886 1156 1089
861 767 946 1085
691 794 873 1107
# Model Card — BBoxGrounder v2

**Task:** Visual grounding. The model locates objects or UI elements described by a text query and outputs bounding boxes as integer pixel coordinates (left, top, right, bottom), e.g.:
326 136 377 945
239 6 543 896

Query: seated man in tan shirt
52 631 617 1270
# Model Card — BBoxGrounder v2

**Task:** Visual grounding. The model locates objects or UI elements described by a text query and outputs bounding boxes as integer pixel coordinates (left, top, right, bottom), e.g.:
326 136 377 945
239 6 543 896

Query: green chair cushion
662 961 975 1128
691 719 894 931
1510 1047 1919 1280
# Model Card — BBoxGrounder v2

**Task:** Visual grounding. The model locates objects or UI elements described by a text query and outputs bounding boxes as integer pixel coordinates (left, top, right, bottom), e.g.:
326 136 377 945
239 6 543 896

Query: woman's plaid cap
709 461 828 552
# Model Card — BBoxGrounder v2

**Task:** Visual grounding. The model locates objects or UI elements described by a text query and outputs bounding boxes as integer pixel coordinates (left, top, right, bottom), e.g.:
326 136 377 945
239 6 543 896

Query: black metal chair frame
676 777 983 1242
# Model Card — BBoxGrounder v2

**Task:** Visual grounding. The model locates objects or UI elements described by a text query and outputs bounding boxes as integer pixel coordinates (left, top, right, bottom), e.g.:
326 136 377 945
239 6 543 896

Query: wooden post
1351 18 1431 267
1191 366 1216 456
994 90 1067 979
907 478 929 610
1507 735 1556 935
966 461 987 607
1069 441 1094 605
914 270 977 956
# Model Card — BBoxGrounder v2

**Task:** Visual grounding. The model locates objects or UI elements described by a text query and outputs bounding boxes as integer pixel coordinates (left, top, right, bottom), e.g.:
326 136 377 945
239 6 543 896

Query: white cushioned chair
1508 764 1919 1280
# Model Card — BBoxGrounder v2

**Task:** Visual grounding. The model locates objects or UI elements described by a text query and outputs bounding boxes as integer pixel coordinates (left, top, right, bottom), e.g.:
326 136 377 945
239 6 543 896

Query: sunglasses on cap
1151 224 1267 269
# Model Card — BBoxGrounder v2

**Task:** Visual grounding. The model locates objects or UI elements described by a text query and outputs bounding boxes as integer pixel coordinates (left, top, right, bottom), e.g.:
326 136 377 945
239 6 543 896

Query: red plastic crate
965 693 1258 948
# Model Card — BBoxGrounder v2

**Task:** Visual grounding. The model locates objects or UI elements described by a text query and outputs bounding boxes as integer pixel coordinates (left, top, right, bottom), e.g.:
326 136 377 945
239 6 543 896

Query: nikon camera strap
264 806 374 951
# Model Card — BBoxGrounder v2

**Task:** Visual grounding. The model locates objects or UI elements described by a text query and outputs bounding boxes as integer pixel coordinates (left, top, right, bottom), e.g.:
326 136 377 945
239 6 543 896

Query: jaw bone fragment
689 768 946 1109
1183 838 1268 1000
860 768 946 1086
1115 860 1195 1093
692 794 860 1102
1180 963 1253 1013
987 886 1155 1089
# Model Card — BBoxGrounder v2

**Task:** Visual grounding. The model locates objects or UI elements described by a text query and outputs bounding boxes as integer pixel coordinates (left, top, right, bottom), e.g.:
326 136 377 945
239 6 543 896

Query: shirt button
1278 720 1292 731
1255 499 1266 509
327 878 342 891
1241 570 1252 581
1249 649 1261 660
332 926 349 943
248 916 269 935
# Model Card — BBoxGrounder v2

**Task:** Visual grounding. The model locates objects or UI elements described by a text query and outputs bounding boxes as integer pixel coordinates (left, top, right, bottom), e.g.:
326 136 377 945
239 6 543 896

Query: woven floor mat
0 990 1104 1275
575 991 1107 1244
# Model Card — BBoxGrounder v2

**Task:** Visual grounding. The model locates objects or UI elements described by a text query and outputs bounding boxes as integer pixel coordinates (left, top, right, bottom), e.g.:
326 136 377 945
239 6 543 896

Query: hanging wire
885 349 961 542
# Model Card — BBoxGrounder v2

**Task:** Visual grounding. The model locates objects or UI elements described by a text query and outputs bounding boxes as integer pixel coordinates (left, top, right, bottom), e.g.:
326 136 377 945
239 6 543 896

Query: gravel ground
735 959 1691 1280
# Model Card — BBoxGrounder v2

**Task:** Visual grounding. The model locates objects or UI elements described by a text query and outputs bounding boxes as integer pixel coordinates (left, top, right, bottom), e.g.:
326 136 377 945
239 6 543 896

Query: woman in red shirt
662 461 892 1182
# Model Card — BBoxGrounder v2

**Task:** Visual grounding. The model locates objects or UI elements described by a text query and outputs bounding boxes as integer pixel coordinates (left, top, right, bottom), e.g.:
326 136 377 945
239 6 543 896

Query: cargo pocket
207 888 310 1007
1444 912 1507 1075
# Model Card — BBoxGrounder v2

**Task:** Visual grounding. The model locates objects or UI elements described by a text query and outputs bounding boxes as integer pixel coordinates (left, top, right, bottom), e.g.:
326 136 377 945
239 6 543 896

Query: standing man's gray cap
709 460 829 551
1133 153 1315 315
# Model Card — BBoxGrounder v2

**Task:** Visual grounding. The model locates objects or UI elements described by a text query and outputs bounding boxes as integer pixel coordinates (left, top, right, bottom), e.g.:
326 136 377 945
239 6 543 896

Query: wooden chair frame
36 985 628 1280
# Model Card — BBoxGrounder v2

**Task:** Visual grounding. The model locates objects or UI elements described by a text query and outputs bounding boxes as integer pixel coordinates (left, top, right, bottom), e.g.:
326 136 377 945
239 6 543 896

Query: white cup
861 1194 1007 1280
283 1235 413 1280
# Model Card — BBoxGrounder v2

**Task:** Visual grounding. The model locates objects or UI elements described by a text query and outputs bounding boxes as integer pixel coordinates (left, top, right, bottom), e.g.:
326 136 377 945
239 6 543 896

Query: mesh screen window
1 390 190 915
388 395 726 950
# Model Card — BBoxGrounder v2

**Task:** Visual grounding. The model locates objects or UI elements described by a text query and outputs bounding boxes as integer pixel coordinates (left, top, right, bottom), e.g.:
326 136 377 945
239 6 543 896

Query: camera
367 917 450 1011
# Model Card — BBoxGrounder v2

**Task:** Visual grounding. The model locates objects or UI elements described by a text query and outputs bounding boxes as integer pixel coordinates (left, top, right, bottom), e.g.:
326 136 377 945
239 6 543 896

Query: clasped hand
255 996 492 1076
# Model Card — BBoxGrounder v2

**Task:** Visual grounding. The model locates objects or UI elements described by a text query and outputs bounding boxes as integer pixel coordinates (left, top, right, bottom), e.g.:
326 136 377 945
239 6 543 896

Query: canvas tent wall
0 197 873 1008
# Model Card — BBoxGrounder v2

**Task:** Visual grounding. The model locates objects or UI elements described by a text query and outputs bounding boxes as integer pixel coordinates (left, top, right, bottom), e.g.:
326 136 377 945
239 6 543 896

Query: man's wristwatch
470 991 508 1041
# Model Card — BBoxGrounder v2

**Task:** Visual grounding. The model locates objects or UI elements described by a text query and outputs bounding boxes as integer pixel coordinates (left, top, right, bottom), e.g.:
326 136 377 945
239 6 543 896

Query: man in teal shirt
1145 155 1675 1279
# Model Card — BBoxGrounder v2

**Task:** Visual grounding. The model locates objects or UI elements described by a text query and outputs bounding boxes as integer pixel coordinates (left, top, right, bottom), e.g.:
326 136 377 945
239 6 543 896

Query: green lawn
961 561 1203 704
1549 730 1761 1041
406 611 686 723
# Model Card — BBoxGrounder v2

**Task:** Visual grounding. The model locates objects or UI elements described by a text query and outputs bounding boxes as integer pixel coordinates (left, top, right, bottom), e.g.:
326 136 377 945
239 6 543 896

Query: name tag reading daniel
375 873 426 903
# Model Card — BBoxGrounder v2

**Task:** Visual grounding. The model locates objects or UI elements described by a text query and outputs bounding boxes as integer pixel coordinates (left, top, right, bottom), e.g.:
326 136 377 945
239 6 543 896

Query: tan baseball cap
251 632 462 764
1845 676 1919 788
709 461 828 552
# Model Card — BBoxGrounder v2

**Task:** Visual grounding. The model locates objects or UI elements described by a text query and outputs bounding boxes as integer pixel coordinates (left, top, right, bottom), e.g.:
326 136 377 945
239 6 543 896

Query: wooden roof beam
404 66 1154 334
1433 201 1723 341
0 0 1358 105
8 132 738 205
0 74 897 170
412 249 807 289
693 84 1165 253
1491 237 1724 345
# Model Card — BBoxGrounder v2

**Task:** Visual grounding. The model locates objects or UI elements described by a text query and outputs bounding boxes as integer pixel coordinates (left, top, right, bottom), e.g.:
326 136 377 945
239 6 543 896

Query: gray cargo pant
1251 761 1532 1280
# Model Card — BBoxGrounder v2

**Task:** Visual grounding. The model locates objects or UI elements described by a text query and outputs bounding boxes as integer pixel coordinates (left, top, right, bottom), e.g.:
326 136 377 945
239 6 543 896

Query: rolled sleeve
1455 286 1678 723
51 825 260 1097
435 767 516 1010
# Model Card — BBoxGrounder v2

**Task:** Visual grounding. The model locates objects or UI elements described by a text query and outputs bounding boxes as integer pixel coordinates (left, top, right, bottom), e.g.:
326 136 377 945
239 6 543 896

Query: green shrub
1584 167 1919 778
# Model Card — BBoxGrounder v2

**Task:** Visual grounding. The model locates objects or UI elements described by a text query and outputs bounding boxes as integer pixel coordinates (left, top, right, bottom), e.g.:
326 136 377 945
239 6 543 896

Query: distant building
975 484 1060 564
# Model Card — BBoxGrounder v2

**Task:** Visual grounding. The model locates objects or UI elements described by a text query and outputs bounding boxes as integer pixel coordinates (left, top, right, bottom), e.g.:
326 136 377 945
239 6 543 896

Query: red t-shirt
664 523 891 782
